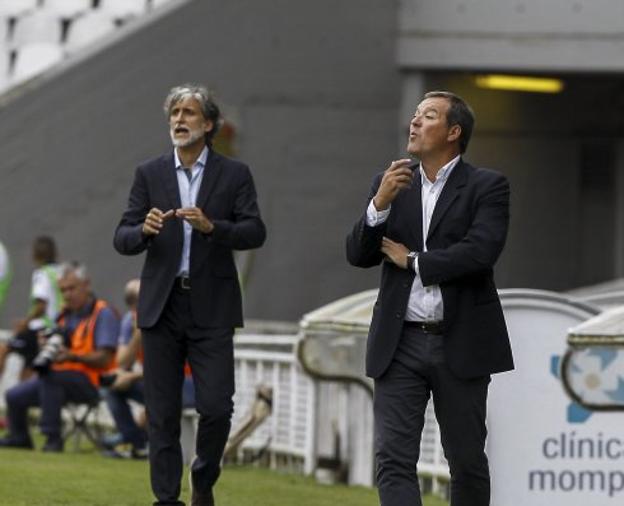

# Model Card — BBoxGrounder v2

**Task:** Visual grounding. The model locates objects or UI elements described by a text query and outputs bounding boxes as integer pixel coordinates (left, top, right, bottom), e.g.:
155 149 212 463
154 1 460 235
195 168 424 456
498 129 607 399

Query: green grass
0 446 448 506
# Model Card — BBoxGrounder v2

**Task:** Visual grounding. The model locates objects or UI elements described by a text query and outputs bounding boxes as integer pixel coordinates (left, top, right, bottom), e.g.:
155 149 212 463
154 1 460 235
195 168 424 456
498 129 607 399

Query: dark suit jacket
114 149 266 329
347 159 514 379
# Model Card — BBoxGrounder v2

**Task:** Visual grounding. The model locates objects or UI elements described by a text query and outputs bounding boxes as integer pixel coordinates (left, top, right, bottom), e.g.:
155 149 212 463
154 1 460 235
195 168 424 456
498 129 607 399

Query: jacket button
395 312 401 318
403 282 409 288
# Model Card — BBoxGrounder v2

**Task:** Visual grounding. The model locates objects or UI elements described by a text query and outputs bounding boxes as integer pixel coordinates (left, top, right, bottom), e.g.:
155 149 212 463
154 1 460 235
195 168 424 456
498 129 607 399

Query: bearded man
114 84 266 506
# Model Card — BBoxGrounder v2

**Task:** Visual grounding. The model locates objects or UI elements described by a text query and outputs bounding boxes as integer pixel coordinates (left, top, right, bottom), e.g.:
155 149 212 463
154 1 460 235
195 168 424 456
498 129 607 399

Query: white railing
231 333 316 474
0 325 450 492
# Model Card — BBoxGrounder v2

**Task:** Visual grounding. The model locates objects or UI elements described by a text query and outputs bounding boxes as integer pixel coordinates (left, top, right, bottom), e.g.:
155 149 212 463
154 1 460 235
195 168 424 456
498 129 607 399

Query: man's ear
447 124 461 143
204 120 214 134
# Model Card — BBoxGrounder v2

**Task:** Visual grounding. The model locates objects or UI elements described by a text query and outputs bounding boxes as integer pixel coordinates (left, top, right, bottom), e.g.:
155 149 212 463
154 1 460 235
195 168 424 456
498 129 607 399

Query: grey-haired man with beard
114 84 266 506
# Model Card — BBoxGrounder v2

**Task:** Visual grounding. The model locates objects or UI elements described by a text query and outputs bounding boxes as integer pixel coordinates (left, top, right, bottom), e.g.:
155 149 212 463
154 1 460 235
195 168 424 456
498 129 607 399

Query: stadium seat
98 0 148 19
64 12 117 54
0 48 10 93
11 13 63 47
151 0 176 9
0 18 9 45
12 43 64 83
40 0 94 19
0 0 38 18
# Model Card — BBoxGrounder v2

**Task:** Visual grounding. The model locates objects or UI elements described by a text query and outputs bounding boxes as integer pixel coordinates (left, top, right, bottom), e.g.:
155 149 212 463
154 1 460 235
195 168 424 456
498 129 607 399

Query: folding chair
62 397 103 452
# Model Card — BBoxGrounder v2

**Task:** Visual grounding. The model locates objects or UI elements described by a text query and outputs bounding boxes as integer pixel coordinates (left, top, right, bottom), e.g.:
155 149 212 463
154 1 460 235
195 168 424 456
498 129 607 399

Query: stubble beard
170 127 205 148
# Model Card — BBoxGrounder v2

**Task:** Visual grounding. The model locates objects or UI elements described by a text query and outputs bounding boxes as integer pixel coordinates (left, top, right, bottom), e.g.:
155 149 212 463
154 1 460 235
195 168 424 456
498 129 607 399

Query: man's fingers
144 208 176 236
387 159 413 172
148 207 175 220
142 223 159 235
175 207 194 217
382 236 396 246
383 168 414 189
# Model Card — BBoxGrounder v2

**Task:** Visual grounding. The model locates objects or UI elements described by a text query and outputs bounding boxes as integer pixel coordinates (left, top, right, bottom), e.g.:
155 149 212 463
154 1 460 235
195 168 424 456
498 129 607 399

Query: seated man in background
0 262 118 451
0 239 10 313
102 279 195 459
101 278 147 458
0 236 63 381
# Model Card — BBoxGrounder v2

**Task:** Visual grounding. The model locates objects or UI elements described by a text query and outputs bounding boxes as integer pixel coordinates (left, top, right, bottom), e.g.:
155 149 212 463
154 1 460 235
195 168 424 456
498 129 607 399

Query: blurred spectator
102 279 195 459
0 262 118 452
0 236 63 381
0 240 10 313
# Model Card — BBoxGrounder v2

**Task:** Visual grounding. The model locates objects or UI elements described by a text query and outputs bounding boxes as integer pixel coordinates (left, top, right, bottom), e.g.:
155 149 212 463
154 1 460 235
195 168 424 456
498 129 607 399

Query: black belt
404 320 444 334
175 276 191 290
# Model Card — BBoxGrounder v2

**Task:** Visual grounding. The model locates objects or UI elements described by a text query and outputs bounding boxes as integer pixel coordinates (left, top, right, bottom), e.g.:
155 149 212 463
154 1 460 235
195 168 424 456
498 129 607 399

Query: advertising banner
488 291 620 506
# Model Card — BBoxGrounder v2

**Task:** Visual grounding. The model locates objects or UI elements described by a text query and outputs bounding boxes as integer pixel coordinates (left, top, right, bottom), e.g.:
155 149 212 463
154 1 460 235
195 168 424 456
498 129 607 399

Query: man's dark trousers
374 325 490 506
142 282 234 505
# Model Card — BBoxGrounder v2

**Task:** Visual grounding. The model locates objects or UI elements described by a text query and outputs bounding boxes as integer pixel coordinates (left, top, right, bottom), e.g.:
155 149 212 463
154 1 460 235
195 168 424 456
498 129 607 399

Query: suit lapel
195 150 224 210
161 152 182 210
426 160 469 241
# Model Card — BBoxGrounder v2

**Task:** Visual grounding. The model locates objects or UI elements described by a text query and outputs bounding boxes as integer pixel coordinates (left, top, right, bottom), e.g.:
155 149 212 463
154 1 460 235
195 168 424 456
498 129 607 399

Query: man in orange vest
0 262 118 452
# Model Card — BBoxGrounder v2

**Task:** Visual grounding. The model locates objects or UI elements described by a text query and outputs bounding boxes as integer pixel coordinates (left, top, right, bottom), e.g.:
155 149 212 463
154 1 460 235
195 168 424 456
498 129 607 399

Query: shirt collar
420 154 461 184
174 145 209 170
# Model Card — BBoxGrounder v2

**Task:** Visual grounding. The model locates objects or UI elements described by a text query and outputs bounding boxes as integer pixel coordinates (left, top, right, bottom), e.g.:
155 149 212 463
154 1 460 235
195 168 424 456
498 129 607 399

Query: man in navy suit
347 91 513 506
114 84 266 506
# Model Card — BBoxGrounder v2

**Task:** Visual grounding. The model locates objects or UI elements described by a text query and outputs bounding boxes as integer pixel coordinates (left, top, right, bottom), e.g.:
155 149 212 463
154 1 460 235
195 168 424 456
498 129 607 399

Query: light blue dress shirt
174 146 208 276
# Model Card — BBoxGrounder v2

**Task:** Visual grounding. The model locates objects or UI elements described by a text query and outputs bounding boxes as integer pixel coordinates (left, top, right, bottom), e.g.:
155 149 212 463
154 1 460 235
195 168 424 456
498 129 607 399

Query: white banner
488 292 624 506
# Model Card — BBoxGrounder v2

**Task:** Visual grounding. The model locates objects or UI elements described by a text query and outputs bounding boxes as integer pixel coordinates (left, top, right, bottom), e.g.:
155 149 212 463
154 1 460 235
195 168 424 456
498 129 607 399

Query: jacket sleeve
419 172 510 286
346 174 386 268
113 167 152 256
208 164 266 250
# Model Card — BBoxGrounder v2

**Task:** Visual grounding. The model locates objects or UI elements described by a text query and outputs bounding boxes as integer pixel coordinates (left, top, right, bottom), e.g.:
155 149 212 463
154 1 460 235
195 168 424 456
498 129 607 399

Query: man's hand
111 370 140 392
176 207 214 234
373 159 414 211
53 345 73 364
142 208 175 236
381 237 410 269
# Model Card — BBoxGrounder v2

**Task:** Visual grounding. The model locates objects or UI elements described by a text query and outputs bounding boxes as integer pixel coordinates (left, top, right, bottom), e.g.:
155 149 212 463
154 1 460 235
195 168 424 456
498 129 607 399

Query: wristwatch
406 251 417 272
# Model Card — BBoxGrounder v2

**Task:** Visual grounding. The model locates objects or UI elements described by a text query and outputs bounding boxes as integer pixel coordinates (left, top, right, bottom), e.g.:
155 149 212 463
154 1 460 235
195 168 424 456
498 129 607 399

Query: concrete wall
0 0 400 325
398 0 624 71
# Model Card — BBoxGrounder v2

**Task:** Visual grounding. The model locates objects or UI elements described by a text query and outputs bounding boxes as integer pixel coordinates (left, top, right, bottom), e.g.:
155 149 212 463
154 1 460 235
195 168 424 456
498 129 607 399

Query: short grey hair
58 261 88 281
163 83 222 144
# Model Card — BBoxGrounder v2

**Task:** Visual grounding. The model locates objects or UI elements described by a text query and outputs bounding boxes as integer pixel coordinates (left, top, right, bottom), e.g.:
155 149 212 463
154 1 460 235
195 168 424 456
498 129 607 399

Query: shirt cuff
365 200 391 227
414 255 420 276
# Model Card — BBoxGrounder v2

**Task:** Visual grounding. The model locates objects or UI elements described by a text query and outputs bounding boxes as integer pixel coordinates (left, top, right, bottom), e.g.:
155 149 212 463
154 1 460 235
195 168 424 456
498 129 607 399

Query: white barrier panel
231 333 316 474
489 289 603 506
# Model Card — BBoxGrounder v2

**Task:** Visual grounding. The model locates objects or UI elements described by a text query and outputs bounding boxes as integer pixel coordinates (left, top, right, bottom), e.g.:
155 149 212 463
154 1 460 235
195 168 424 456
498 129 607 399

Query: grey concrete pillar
398 71 426 154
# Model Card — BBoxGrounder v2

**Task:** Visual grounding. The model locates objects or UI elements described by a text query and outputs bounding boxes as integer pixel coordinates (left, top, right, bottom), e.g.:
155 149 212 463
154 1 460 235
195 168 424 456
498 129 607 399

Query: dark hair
33 236 57 265
163 84 222 145
424 91 474 153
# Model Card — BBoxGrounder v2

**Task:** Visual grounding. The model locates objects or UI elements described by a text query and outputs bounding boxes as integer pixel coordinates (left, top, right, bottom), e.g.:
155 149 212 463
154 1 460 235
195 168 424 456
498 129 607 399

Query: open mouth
174 126 189 134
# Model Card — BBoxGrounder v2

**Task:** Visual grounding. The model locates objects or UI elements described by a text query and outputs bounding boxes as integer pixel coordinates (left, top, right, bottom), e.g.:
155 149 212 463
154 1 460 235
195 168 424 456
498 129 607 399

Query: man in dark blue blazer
114 84 265 506
347 91 513 506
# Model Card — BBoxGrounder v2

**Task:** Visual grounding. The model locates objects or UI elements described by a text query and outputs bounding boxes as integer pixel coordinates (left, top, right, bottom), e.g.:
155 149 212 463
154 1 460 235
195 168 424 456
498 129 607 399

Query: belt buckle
179 276 191 290
422 321 441 334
